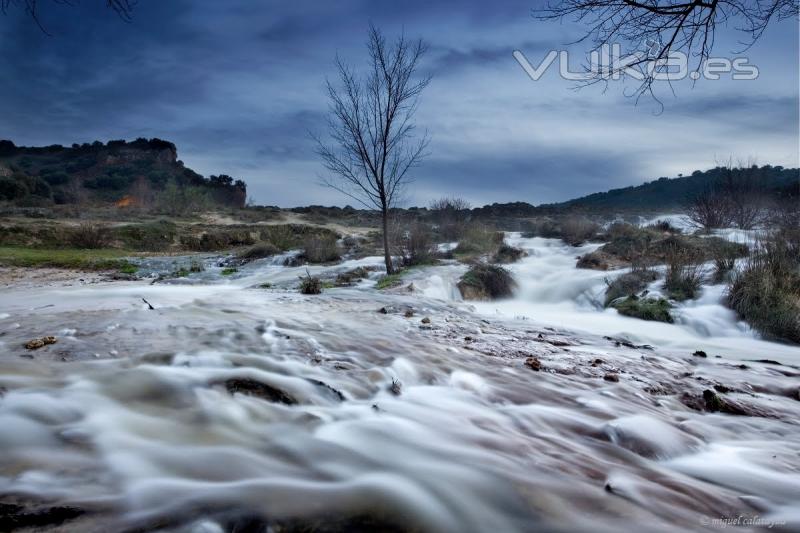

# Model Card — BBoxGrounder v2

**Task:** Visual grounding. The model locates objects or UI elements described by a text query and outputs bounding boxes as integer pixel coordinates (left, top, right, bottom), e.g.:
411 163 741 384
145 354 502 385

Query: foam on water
0 235 799 532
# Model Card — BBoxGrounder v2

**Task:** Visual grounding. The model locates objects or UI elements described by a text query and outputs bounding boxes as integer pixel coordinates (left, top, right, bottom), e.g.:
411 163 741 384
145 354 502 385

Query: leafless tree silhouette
537 0 798 101
314 25 430 274
1 0 134 33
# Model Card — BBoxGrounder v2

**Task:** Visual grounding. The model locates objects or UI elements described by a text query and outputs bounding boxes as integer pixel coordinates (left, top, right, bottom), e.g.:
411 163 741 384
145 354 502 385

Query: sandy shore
0 266 121 290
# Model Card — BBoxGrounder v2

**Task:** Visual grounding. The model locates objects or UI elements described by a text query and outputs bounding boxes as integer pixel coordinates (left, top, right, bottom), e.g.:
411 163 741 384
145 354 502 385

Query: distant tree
538 0 799 100
314 25 430 274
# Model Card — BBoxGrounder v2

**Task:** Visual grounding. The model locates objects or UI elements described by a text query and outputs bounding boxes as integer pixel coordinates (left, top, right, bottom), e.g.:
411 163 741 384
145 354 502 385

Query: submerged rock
0 501 84 531
219 378 297 405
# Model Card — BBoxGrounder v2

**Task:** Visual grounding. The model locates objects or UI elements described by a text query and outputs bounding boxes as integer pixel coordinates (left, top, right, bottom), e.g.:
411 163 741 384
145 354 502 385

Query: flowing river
1 234 798 532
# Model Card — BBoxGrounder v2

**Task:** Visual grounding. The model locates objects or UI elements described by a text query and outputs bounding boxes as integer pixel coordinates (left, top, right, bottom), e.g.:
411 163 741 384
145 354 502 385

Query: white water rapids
1 235 798 532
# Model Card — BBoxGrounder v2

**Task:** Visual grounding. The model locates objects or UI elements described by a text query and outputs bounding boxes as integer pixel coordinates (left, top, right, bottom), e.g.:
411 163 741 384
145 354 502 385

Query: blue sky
0 1 797 206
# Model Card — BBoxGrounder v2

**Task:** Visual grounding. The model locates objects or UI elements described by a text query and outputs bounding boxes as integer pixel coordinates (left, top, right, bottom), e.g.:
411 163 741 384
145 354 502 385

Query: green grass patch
0 246 135 272
375 270 409 289
611 295 673 323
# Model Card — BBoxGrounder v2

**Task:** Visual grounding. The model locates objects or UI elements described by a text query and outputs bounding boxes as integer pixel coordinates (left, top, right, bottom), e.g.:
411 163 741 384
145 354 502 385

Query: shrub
335 266 371 286
454 224 504 256
612 295 673 323
576 251 611 270
727 236 800 343
402 223 437 266
299 272 323 294
663 243 704 301
492 244 524 264
560 216 599 246
302 235 341 263
429 197 471 240
260 225 296 250
114 220 177 251
648 219 681 233
710 240 739 282
604 268 658 306
238 242 280 261
457 264 516 300
69 223 110 249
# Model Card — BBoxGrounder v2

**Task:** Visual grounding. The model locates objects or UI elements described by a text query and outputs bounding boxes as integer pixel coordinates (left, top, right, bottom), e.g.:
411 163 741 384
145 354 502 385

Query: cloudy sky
0 1 797 207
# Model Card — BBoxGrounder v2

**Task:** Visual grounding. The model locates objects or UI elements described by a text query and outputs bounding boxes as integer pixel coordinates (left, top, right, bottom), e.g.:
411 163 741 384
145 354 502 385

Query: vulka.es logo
513 43 759 82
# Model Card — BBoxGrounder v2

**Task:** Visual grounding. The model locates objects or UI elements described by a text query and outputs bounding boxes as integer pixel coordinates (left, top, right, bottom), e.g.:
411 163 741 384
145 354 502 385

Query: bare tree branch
1 0 134 33
537 0 798 100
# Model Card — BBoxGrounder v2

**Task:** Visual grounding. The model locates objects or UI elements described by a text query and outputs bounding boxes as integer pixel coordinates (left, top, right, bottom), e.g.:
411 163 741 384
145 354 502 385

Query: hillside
469 165 799 218
550 165 798 211
0 138 246 210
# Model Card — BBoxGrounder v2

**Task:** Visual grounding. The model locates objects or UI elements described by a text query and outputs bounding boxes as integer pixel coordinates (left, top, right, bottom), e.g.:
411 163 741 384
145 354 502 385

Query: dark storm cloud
0 0 796 206
667 94 799 135
413 148 642 205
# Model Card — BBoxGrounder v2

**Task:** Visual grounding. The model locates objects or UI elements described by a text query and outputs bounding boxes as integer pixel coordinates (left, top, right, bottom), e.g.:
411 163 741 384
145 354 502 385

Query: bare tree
537 0 798 101
686 184 733 231
1 0 133 33
687 161 769 231
717 162 767 230
314 25 430 274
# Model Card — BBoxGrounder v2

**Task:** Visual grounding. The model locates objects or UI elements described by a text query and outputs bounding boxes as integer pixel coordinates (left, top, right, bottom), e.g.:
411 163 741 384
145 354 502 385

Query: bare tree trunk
381 207 394 274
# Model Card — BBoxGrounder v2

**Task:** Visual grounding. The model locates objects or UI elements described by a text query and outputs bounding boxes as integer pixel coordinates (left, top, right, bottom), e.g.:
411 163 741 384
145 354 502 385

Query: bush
114 220 177 252
302 235 341 263
727 236 800 343
648 219 681 233
429 197 471 240
492 244 524 264
457 264 516 300
604 268 658 306
69 223 110 249
612 295 673 323
335 266 371 286
454 224 504 257
576 251 611 270
299 272 322 294
260 225 296 250
663 243 704 301
560 216 599 246
402 223 437 266
710 239 739 283
238 242 280 261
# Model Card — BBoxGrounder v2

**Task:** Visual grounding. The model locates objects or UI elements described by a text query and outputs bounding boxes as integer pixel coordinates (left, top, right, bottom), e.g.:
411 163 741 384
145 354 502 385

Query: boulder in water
457 264 515 300
24 336 57 350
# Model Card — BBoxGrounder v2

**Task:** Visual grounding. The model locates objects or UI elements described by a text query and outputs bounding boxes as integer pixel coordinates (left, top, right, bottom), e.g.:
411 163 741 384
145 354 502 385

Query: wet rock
404 309 415 318
219 378 297 405
24 336 57 350
604 373 620 382
681 389 758 417
389 379 402 396
420 317 431 324
749 359 782 366
306 379 346 402
591 358 604 367
525 357 541 371
0 501 85 531
693 350 707 358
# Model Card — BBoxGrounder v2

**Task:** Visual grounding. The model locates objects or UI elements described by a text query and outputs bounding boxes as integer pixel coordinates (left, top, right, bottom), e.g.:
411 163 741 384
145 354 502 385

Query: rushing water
1 235 799 532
